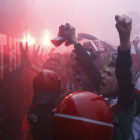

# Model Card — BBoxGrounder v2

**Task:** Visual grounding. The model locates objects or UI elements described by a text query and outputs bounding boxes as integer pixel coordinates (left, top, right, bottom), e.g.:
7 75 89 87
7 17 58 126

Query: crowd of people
27 14 140 140
1 14 140 140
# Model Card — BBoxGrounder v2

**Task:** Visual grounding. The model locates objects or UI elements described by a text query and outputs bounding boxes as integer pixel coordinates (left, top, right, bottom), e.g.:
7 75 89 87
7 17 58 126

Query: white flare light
44 33 50 45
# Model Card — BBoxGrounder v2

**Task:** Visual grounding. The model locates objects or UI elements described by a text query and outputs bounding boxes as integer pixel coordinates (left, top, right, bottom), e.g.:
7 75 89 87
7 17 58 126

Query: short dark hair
108 61 116 68
49 57 60 65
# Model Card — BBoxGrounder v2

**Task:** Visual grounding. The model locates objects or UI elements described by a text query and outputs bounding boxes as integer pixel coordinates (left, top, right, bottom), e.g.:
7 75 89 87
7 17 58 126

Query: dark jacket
74 43 140 116
27 102 56 140
116 47 140 115
74 43 101 92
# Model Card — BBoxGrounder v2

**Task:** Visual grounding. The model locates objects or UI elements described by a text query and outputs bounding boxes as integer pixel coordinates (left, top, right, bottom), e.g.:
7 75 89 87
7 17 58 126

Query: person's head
66 60 73 78
32 70 61 105
100 62 118 94
47 57 60 73
51 53 62 60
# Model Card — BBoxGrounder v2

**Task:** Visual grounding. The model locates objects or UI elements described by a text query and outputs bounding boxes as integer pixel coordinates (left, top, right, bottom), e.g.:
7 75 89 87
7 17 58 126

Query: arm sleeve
74 43 101 92
116 47 135 108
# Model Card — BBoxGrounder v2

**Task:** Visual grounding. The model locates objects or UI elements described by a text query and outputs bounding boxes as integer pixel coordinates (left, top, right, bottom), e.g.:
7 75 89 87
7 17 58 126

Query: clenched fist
60 23 79 45
115 15 132 51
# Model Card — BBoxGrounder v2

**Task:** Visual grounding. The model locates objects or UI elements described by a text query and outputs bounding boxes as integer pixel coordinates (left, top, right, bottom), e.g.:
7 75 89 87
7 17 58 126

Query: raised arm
61 23 101 92
20 42 42 73
115 15 135 108
34 45 43 68
47 48 55 58
15 45 25 68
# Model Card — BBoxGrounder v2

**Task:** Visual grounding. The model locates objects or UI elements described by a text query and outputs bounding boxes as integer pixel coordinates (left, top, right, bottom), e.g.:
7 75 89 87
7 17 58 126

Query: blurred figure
59 15 140 139
59 56 67 75
61 60 82 94
58 53 70 75
27 70 61 140
69 47 100 93
20 42 68 87
83 41 102 70
70 49 86 83
60 23 118 96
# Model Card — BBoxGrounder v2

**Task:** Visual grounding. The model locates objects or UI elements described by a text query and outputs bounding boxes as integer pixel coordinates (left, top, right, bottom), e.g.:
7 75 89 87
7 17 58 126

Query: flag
134 77 140 94
130 40 137 64
77 33 98 41
89 40 107 52
101 41 117 52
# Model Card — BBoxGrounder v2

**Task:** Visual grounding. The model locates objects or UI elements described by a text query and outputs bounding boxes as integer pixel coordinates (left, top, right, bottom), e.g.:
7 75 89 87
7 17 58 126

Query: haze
32 0 140 52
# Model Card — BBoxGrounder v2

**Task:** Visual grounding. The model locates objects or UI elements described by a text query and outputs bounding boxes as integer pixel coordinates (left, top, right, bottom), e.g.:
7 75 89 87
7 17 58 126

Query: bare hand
41 47 44 55
63 23 76 39
20 42 28 56
35 45 40 56
115 15 132 50
20 42 25 54
60 23 79 45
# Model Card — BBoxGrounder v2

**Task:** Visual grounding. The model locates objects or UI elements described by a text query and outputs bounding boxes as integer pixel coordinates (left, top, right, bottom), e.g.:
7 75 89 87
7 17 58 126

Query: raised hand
60 23 79 45
115 15 132 51
62 23 75 39
35 45 40 57
41 47 44 55
25 42 28 54
20 42 25 54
